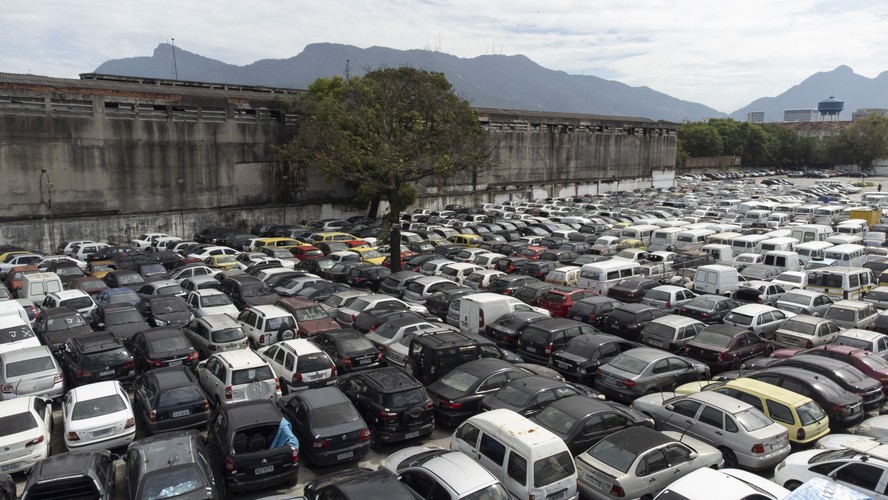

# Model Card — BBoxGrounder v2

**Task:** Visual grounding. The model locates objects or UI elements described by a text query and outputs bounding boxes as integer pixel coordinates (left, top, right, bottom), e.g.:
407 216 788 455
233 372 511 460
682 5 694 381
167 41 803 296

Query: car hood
426 382 473 403
107 321 150 340
629 392 679 416
298 318 340 335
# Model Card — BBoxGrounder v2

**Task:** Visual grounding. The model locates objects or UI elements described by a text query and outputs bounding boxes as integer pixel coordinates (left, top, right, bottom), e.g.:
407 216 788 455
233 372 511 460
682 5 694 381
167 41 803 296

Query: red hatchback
537 287 597 318
518 246 548 261
778 344 888 395
290 245 324 261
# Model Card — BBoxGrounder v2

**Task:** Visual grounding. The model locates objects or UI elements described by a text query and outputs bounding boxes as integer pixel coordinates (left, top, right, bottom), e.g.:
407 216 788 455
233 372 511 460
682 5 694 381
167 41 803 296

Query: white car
721 304 795 339
131 233 168 251
196 350 280 405
257 339 337 393
834 329 888 360
382 446 511 500
187 245 239 260
774 445 888 497
655 467 789 500
0 316 41 354
0 396 52 473
42 289 97 319
184 289 239 318
63 380 135 451
237 305 298 348
169 265 219 283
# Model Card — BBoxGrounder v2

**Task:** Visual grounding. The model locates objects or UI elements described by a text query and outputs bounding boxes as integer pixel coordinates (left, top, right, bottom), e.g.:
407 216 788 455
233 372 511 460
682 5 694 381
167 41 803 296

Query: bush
852 181 875 187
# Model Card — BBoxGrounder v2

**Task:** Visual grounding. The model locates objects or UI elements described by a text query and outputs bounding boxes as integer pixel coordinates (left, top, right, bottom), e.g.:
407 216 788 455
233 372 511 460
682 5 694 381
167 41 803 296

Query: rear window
383 387 427 407
232 366 274 385
46 314 87 332
293 305 328 322
297 353 331 373
494 385 532 406
645 290 671 302
0 412 37 437
6 356 55 377
437 368 479 393
608 354 647 374
643 322 677 339
63 297 95 310
533 451 575 487
723 312 754 326
151 298 187 313
211 327 246 343
587 438 636 473
541 291 565 303
72 394 127 420
520 325 551 344
82 347 131 367
692 330 732 348
0 324 35 344
157 386 205 408
797 401 827 426
734 408 772 432
309 402 361 427
406 282 425 294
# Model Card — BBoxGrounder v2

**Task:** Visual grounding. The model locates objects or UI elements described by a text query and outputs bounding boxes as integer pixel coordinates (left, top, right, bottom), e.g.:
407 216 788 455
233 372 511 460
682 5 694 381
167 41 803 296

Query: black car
512 281 556 306
132 366 210 435
103 269 147 289
404 254 443 272
295 258 336 276
58 331 135 387
549 334 642 383
744 366 866 429
20 451 117 500
305 468 417 500
298 281 353 302
311 329 382 372
567 296 622 328
540 249 580 264
678 295 740 324
345 264 390 291
278 387 371 466
404 331 522 385
479 375 591 417
124 430 219 499
378 271 423 298
126 327 199 373
494 256 529 274
353 309 427 336
0 474 11 500
487 274 537 295
519 260 558 281
600 303 666 341
484 311 550 348
219 275 278 309
46 261 86 287
426 358 532 426
92 303 149 340
746 354 885 412
138 295 193 327
530 396 654 455
34 307 93 349
133 261 171 282
207 400 299 492
339 367 435 448
517 318 600 365
606 276 660 303
425 287 475 319
318 261 363 283
432 244 464 260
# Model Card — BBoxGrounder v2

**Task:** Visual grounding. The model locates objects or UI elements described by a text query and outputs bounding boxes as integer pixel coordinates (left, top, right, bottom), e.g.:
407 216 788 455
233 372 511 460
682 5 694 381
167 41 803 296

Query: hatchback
19 450 116 500
126 327 199 373
824 299 880 330
639 315 705 353
123 430 220 500
722 304 794 339
63 380 135 451
57 332 135 388
834 328 888 360
641 285 697 313
132 366 210 435
516 317 598 364
0 345 64 400
537 287 597 318
600 303 666 341
479 375 591 417
606 276 660 303
196 349 281 406
549 334 642 383
34 307 93 349
487 274 537 295
566 296 622 328
682 324 773 373
678 295 739 324
773 315 842 349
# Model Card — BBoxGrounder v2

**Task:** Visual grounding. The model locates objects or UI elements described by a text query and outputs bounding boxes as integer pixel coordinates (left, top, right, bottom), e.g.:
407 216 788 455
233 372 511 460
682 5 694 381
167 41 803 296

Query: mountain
95 43 724 122
729 65 888 122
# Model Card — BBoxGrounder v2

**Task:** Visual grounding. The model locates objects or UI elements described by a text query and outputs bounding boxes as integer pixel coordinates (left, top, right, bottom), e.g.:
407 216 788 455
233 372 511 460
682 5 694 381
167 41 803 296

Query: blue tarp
271 417 299 450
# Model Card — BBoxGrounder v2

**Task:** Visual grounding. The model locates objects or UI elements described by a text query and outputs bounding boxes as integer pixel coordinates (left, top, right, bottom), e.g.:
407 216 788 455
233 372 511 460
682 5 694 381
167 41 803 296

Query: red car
275 297 340 337
518 246 548 261
775 344 888 395
290 245 324 261
537 287 597 318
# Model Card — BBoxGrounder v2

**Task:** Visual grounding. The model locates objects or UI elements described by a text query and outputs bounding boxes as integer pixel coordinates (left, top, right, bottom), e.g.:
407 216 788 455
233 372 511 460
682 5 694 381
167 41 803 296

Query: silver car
180 314 249 359
382 446 511 500
576 427 723 500
775 289 834 317
593 347 710 403
631 391 791 471
0 346 64 400
639 315 705 353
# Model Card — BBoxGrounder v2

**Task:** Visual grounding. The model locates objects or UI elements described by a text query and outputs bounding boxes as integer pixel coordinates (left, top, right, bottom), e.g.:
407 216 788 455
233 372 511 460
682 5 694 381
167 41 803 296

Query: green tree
677 122 723 157
843 113 888 171
275 67 494 271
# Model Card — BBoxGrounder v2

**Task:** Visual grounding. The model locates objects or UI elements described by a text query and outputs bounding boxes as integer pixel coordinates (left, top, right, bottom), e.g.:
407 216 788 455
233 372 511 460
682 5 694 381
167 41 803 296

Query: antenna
170 38 179 80
345 59 350 80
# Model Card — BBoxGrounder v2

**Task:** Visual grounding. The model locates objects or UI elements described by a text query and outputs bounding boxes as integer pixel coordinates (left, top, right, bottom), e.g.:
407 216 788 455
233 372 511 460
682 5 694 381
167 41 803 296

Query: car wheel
280 381 289 396
719 447 738 468
370 430 382 450
784 480 802 491
731 357 742 370
278 329 295 342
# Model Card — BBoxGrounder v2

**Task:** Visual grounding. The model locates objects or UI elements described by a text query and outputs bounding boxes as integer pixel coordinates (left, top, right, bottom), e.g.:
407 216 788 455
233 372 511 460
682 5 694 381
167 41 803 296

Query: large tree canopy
275 67 494 271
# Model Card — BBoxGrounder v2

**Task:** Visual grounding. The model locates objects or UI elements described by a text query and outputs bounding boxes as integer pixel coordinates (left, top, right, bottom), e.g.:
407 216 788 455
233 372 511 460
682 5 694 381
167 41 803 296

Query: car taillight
832 404 851 416
313 439 329 448
258 334 266 344
588 313 597 322
751 443 765 454
423 400 433 410
545 345 553 356
610 485 625 497
359 428 371 441
377 352 383 362
342 357 353 367
351 314 356 324
291 446 299 463
147 359 165 367
479 309 484 328
186 351 199 362
376 409 398 420
125 417 135 428
806 340 814 348
25 435 44 447
209 344 218 351
66 431 80 441
274 377 280 392
718 352 727 362
53 372 63 384
679 307 687 314
203 400 209 411
701 312 711 319
797 428 806 441
75 369 92 378
440 400 462 410
225 386 232 399
224 456 236 475
331 365 337 376
292 372 303 384
0 384 12 393
622 379 636 388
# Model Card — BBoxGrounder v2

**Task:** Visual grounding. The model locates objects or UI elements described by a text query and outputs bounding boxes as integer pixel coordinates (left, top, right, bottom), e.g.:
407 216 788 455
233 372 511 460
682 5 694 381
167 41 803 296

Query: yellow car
447 234 483 247
204 255 241 270
87 260 118 279
616 239 646 251
310 232 357 243
0 251 30 263
254 237 303 250
349 247 386 265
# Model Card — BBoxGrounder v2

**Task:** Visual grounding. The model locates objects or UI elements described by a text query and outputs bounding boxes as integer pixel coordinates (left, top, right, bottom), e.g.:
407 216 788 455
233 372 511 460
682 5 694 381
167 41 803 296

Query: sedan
63 380 136 451
594 347 710 403
548 334 641 383
479 375 591 417
138 296 193 327
382 446 511 500
775 289 834 317
531 396 654 456
679 295 739 324
0 396 52 474
310 330 383 373
575 427 723 500
682 325 773 373
125 328 199 374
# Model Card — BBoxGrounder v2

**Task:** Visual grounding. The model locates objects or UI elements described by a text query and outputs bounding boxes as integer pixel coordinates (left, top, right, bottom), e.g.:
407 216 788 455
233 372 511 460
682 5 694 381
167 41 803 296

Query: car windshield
780 293 812 306
46 314 86 332
309 402 361 427
384 388 427 407
724 312 754 326
298 353 331 373
494 385 533 406
645 290 670 302
77 280 107 292
825 308 856 323
533 405 576 435
117 273 144 285
294 305 328 322
780 319 817 336
72 394 127 420
140 465 207 500
607 354 647 374
106 309 144 325
6 356 55 377
200 294 231 307
0 324 35 344
82 348 131 367
692 330 733 348
211 327 246 343
157 386 205 408
340 338 374 353
734 408 772 432
437 368 479 393
0 412 37 437
140 264 166 275
588 438 637 473
797 400 827 426
231 366 274 385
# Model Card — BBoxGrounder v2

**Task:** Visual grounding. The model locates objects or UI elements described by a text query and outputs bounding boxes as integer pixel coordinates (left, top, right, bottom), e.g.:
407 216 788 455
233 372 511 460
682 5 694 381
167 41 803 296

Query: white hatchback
63 380 135 451
0 396 52 473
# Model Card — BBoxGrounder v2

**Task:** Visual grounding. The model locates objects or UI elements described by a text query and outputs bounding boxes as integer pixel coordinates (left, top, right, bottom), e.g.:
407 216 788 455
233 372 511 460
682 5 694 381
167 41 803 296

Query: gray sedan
593 347 709 403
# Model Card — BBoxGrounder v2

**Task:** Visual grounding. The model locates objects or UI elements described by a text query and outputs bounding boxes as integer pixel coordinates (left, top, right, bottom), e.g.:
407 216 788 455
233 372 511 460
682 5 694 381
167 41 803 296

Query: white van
675 229 715 248
762 251 802 272
620 225 660 247
705 223 742 234
578 260 641 294
823 244 868 268
17 272 63 305
701 244 735 264
440 263 484 285
452 292 548 334
757 237 797 253
742 209 771 225
649 227 684 251
827 234 864 246
693 265 741 296
814 205 845 225
790 224 834 244
836 220 869 238
451 409 579 500
794 241 834 265
544 266 581 287
730 234 770 254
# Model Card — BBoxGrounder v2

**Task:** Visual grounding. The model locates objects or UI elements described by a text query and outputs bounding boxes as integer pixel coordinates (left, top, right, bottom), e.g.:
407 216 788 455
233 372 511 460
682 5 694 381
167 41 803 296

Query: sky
5 0 887 113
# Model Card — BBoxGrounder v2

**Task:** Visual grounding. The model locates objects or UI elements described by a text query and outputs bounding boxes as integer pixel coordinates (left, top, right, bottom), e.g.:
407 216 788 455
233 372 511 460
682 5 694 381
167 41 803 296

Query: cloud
3 0 887 113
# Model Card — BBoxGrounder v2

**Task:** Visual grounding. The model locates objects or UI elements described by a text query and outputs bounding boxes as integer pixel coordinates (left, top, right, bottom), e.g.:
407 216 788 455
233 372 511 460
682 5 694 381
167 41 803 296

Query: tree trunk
390 223 402 273
367 197 381 219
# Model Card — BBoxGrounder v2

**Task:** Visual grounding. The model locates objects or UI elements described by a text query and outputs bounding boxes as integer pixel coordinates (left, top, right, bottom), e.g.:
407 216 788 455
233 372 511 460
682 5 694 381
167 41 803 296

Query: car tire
784 480 802 491
278 329 295 342
719 447 738 468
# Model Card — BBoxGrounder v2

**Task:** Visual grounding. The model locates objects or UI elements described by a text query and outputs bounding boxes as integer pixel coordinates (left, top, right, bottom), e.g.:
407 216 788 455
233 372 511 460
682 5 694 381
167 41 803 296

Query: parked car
184 289 239 318
516 317 599 365
125 327 199 374
339 367 435 447
678 295 740 324
537 287 597 318
304 468 418 500
0 345 64 400
607 276 660 303
137 295 193 327
479 375 592 417
773 315 843 349
773 446 888 496
123 430 220 500
721 304 794 339
660 466 789 500
576 426 723 500
91 303 148 340
734 281 786 306
548 334 641 383
236 304 298 348
180 314 249 359
258 339 338 393
599 303 667 341
34 307 93 349
275 296 340 337
277 387 371 466
639 315 706 353
775 289 835 317
62 380 136 451
57 332 135 388
311 329 383 373
403 331 522 385
381 446 511 500
784 344 888 395
196 350 281 406
19 450 117 500
834 328 888 360
93 286 140 308
206 400 299 491
0 396 52 473
594 347 710 403
483 311 549 348
131 366 210 435
682 325 774 373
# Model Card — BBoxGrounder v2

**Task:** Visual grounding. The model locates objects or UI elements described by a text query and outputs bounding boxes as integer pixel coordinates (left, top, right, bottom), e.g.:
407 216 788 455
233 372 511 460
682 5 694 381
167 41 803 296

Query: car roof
213 349 268 368
145 366 195 388
198 314 240 330
0 395 37 413
223 400 281 426
622 346 675 362
602 427 674 455
278 338 324 355
295 387 350 409
358 367 422 393
26 451 107 481
0 345 54 363
505 375 567 393
650 315 703 327
400 449 497 495
545 395 612 418
838 329 885 342
129 430 205 474
687 391 755 413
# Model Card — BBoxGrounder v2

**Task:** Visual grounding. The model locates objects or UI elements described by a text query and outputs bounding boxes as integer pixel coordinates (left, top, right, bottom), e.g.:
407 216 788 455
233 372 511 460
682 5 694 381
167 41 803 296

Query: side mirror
688 451 698 460
665 404 675 412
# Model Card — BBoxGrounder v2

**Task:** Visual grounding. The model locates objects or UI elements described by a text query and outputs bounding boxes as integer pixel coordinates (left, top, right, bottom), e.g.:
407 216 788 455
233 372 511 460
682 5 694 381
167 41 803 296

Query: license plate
525 346 536 353
255 465 274 475
100 370 114 376
649 338 663 347
0 462 20 472
92 428 113 437
405 431 420 439
336 451 354 460
325 379 336 385
557 362 570 369
172 410 191 418
168 360 183 366
586 475 601 488
549 490 566 500
357 358 369 365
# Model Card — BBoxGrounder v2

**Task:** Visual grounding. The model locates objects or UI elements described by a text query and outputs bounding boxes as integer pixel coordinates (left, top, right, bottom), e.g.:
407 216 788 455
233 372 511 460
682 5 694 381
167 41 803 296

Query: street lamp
40 169 55 253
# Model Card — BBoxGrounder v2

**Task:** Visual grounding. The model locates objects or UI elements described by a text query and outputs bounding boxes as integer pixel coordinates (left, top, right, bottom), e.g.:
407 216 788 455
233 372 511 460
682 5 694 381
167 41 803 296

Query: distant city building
747 112 764 123
853 108 888 120
783 109 819 122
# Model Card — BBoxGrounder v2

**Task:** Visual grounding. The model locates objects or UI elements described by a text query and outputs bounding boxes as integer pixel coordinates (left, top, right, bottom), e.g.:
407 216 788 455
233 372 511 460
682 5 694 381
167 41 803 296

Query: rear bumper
377 421 435 444
226 464 298 491
144 412 210 435
308 441 370 467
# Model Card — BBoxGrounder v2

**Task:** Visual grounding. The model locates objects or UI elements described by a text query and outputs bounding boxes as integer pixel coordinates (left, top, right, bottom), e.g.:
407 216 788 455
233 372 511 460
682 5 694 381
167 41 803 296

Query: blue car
94 287 141 308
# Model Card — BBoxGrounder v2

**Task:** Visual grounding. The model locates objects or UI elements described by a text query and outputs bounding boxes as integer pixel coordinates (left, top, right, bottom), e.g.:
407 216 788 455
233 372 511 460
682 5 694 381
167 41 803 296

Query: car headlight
578 367 586 374
154 319 167 326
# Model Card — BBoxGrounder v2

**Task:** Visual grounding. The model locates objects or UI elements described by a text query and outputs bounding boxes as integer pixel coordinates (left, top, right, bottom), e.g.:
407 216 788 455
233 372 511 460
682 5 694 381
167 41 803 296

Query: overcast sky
5 0 886 113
